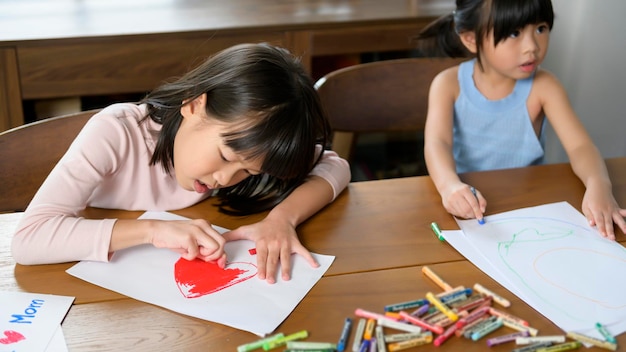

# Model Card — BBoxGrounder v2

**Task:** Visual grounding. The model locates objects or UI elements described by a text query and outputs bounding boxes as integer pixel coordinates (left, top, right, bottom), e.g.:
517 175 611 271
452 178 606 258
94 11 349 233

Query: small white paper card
0 291 74 352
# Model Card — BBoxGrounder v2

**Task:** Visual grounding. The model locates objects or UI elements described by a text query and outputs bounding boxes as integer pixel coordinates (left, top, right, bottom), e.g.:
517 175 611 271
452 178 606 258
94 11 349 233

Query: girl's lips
520 61 536 73
193 180 210 193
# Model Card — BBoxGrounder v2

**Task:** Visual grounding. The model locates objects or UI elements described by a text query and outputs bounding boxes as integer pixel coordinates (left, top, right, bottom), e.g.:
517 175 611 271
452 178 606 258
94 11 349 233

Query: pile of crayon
337 266 618 352
236 265 619 352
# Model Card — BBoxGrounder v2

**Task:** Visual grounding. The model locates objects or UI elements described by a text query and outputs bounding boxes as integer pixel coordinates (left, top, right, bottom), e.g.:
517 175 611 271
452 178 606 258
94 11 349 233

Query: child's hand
222 217 319 284
442 183 487 220
150 219 227 267
581 185 626 240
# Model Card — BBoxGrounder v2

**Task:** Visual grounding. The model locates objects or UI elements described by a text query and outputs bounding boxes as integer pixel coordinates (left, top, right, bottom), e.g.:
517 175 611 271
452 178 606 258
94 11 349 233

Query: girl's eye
537 24 549 34
219 152 229 162
509 30 521 38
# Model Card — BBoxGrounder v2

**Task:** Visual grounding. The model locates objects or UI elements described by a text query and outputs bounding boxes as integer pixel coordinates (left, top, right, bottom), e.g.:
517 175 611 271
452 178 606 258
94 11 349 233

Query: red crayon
399 311 444 334
434 323 459 347
456 306 490 329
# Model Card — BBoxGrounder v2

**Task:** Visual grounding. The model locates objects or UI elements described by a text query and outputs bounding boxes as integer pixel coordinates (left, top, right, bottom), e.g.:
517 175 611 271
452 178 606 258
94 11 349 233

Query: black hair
415 0 554 62
140 43 331 215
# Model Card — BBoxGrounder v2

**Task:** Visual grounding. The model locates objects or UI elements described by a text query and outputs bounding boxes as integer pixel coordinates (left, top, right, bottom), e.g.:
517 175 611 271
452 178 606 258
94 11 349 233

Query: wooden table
0 0 454 131
2 158 625 351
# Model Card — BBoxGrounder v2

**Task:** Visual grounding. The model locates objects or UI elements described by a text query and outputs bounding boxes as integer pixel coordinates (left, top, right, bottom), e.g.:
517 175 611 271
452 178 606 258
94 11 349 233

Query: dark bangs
488 0 554 45
221 98 320 181
200 43 328 181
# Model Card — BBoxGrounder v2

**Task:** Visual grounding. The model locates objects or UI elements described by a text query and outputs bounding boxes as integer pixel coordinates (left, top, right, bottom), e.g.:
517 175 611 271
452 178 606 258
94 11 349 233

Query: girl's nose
525 33 540 53
213 165 239 187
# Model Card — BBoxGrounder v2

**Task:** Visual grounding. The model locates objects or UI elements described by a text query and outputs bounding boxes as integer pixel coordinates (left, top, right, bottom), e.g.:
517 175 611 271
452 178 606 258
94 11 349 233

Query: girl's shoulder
533 68 563 89
530 68 568 102
93 103 148 127
430 62 462 98
435 62 461 82
75 103 157 154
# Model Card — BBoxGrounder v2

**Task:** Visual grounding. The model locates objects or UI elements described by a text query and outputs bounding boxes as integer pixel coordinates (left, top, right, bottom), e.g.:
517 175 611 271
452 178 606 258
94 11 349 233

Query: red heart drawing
0 330 25 345
174 258 257 298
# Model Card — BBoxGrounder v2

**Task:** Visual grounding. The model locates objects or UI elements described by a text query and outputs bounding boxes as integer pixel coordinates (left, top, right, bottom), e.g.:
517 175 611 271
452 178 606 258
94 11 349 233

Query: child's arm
537 70 626 239
222 150 350 284
424 67 486 220
12 107 227 265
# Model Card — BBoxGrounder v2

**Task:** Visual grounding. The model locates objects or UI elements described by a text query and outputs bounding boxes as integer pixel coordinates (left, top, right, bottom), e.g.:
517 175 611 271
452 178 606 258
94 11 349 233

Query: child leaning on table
415 0 626 239
11 43 351 283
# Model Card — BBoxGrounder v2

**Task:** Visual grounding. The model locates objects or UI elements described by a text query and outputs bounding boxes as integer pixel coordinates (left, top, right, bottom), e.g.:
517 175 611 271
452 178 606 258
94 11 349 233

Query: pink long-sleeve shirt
11 103 350 265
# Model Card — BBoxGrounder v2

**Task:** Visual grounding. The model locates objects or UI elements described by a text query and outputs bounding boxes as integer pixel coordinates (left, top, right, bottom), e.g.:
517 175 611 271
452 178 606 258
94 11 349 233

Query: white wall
542 0 626 163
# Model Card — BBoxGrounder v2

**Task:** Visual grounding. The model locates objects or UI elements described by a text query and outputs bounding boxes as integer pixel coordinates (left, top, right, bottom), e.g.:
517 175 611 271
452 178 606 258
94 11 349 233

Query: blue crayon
471 318 503 341
439 288 473 304
384 298 428 312
337 317 352 352
470 186 485 224
358 339 370 352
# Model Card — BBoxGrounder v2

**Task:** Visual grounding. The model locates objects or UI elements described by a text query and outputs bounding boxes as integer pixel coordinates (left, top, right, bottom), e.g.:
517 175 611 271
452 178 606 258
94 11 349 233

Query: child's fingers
295 246 320 269
615 209 626 236
586 210 615 240
599 214 615 240
279 246 292 281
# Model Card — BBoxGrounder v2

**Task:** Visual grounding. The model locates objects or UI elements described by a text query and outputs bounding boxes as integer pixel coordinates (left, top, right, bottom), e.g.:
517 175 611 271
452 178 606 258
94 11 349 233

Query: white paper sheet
0 292 73 352
442 201 626 340
66 211 334 337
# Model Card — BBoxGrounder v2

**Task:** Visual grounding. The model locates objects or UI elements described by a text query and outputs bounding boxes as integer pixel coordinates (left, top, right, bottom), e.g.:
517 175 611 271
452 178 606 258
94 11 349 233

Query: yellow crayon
566 331 617 351
425 291 458 322
387 334 433 351
535 341 582 352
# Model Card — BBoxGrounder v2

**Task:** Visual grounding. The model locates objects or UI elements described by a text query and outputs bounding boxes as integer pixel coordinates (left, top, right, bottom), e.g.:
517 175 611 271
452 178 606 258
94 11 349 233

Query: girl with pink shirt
11 43 351 284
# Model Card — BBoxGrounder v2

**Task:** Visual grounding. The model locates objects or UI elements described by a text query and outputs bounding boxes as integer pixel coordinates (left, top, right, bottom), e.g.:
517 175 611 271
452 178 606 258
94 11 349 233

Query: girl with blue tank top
414 0 626 239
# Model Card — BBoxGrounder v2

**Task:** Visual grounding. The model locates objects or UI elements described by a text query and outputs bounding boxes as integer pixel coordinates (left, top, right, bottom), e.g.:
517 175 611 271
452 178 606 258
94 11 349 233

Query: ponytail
414 13 472 58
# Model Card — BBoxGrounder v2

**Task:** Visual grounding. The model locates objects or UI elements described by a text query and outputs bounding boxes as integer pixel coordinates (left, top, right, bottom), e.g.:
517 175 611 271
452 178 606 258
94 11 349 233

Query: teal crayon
463 316 498 338
596 322 617 343
430 222 445 241
384 298 428 312
470 317 503 341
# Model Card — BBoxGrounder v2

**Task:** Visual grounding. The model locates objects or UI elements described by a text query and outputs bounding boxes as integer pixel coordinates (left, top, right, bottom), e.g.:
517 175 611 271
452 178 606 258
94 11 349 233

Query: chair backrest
0 109 100 212
314 57 464 160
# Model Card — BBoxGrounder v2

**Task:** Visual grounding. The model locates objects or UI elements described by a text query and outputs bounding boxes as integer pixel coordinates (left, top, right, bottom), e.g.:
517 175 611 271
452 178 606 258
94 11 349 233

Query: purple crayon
486 330 530 347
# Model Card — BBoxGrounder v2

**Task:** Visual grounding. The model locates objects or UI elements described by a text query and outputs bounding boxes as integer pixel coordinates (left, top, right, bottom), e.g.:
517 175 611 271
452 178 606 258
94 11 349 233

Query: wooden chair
0 109 100 212
314 57 464 164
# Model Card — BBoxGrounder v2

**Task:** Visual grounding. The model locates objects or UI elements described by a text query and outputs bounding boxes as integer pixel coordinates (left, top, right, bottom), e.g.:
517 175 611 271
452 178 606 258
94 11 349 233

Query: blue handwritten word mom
9 299 45 324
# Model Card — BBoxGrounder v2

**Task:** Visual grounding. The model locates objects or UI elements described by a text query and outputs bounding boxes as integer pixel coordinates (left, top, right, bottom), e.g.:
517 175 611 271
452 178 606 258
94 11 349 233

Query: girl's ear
458 31 477 54
181 93 208 118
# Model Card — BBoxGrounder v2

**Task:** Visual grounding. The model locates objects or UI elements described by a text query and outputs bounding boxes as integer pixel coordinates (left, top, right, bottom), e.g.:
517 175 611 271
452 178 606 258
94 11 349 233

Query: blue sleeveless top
453 59 545 173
